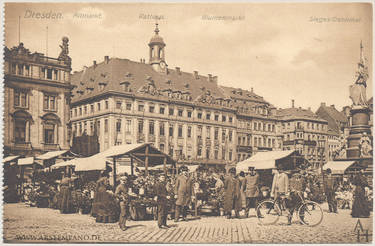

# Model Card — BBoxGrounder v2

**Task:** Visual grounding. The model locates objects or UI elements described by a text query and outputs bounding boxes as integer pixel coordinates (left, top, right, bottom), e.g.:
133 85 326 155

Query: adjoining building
220 86 283 162
316 103 349 160
276 100 329 168
4 38 73 157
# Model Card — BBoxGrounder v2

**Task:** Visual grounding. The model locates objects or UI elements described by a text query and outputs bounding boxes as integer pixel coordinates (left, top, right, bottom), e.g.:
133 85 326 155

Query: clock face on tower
160 61 166 69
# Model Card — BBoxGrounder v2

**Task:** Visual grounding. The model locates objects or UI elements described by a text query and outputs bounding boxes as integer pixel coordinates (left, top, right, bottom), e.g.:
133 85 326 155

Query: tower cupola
148 23 167 72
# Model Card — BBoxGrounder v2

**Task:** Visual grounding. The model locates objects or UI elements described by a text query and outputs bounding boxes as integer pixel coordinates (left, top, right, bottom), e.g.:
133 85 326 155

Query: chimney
93 60 97 68
292 99 295 108
208 74 213 82
321 102 326 107
251 87 254 93
193 71 199 79
213 76 218 83
175 67 181 74
330 104 335 108
104 56 109 64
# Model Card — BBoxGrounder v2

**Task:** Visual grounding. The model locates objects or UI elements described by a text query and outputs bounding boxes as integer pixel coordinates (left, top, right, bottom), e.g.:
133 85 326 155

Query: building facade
70 24 285 166
3 39 73 156
277 101 329 167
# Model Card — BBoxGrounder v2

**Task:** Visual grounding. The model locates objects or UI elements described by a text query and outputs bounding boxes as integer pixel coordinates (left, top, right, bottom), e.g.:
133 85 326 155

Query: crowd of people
17 164 373 230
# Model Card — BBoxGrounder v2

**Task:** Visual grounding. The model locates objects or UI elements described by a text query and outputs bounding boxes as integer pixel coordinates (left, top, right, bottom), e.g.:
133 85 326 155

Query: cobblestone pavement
3 203 373 243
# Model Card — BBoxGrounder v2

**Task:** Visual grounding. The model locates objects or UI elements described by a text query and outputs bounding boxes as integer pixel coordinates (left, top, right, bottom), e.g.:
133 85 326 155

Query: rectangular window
116 119 122 133
70 110 73 118
90 104 94 113
138 104 144 112
149 121 155 135
11 63 17 74
104 119 108 133
53 69 58 80
214 150 218 159
97 102 101 111
105 100 109 109
197 126 202 139
187 126 192 138
159 143 165 153
229 151 232 161
206 126 211 139
74 108 77 117
126 103 132 110
90 121 94 133
222 116 226 122
229 130 233 142
214 128 219 140
160 107 165 114
229 117 233 123
43 94 57 111
79 107 82 116
206 113 211 120
116 101 122 109
222 131 226 143
214 115 219 121
160 123 165 136
138 120 144 134
25 65 30 76
44 123 54 144
126 120 131 133
187 111 192 118
238 137 241 145
18 64 24 76
169 108 174 116
206 148 210 159
79 123 82 135
14 119 26 143
84 106 87 115
178 125 183 137
14 90 28 108
198 147 202 157
178 109 183 117
169 125 174 137
149 105 155 113
198 112 202 119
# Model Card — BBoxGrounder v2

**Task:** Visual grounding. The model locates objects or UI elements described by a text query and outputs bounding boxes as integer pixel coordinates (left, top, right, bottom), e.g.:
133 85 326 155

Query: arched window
12 110 32 143
41 113 61 144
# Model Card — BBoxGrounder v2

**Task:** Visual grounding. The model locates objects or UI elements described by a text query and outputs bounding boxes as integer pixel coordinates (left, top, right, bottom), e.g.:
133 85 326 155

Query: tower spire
154 23 159 35
359 40 365 66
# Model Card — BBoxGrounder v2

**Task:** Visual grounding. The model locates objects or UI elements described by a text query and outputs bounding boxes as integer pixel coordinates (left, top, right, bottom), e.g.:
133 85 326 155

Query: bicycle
256 191 323 226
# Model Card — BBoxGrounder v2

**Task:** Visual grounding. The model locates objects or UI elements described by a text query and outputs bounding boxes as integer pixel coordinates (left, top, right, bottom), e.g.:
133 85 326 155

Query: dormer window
120 81 131 92
99 82 107 91
77 90 84 95
86 87 94 93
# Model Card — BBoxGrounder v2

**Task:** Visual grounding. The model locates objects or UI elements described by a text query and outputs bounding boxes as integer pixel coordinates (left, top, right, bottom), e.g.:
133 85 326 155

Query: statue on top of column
58 36 71 65
349 41 369 107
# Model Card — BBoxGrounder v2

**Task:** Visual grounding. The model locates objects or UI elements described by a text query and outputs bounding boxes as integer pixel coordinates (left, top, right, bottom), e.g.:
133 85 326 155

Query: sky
4 2 373 112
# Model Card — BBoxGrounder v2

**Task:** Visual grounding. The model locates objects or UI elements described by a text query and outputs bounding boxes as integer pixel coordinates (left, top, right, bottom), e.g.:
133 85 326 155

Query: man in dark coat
154 174 171 228
174 166 192 222
287 170 306 225
224 167 241 219
324 168 338 213
115 175 129 231
243 167 260 218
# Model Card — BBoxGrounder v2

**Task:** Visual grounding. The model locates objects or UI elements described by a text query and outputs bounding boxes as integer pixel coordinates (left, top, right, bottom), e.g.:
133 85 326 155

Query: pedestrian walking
351 170 370 218
174 166 192 222
224 167 241 219
154 174 171 229
238 171 247 210
115 175 129 231
243 167 260 218
324 168 338 213
271 168 289 211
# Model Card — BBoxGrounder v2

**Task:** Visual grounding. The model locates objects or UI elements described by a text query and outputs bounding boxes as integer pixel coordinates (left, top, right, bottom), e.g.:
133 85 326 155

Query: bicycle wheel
256 200 281 225
298 201 323 227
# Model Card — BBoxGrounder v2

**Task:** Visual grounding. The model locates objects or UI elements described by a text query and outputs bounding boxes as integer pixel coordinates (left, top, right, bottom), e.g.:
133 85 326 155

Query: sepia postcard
2 2 373 244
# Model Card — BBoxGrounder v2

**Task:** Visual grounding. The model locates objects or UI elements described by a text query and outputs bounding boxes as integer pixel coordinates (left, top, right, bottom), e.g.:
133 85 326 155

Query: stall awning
323 161 355 174
36 150 69 160
236 150 295 171
51 158 80 169
18 157 35 166
3 155 20 163
74 156 109 171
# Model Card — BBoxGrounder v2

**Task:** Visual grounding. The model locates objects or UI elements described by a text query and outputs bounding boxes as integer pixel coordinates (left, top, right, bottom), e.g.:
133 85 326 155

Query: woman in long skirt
351 170 370 218
60 174 73 213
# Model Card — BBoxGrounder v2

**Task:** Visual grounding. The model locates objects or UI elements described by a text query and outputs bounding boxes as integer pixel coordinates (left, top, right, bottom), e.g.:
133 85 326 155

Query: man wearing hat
174 166 192 222
287 170 307 225
154 174 171 229
324 168 338 213
243 166 260 218
115 175 129 230
224 167 241 219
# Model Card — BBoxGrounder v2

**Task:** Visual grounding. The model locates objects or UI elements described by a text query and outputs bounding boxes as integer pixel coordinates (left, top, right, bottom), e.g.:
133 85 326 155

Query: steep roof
276 107 326 122
71 58 226 104
316 104 348 134
220 86 268 104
